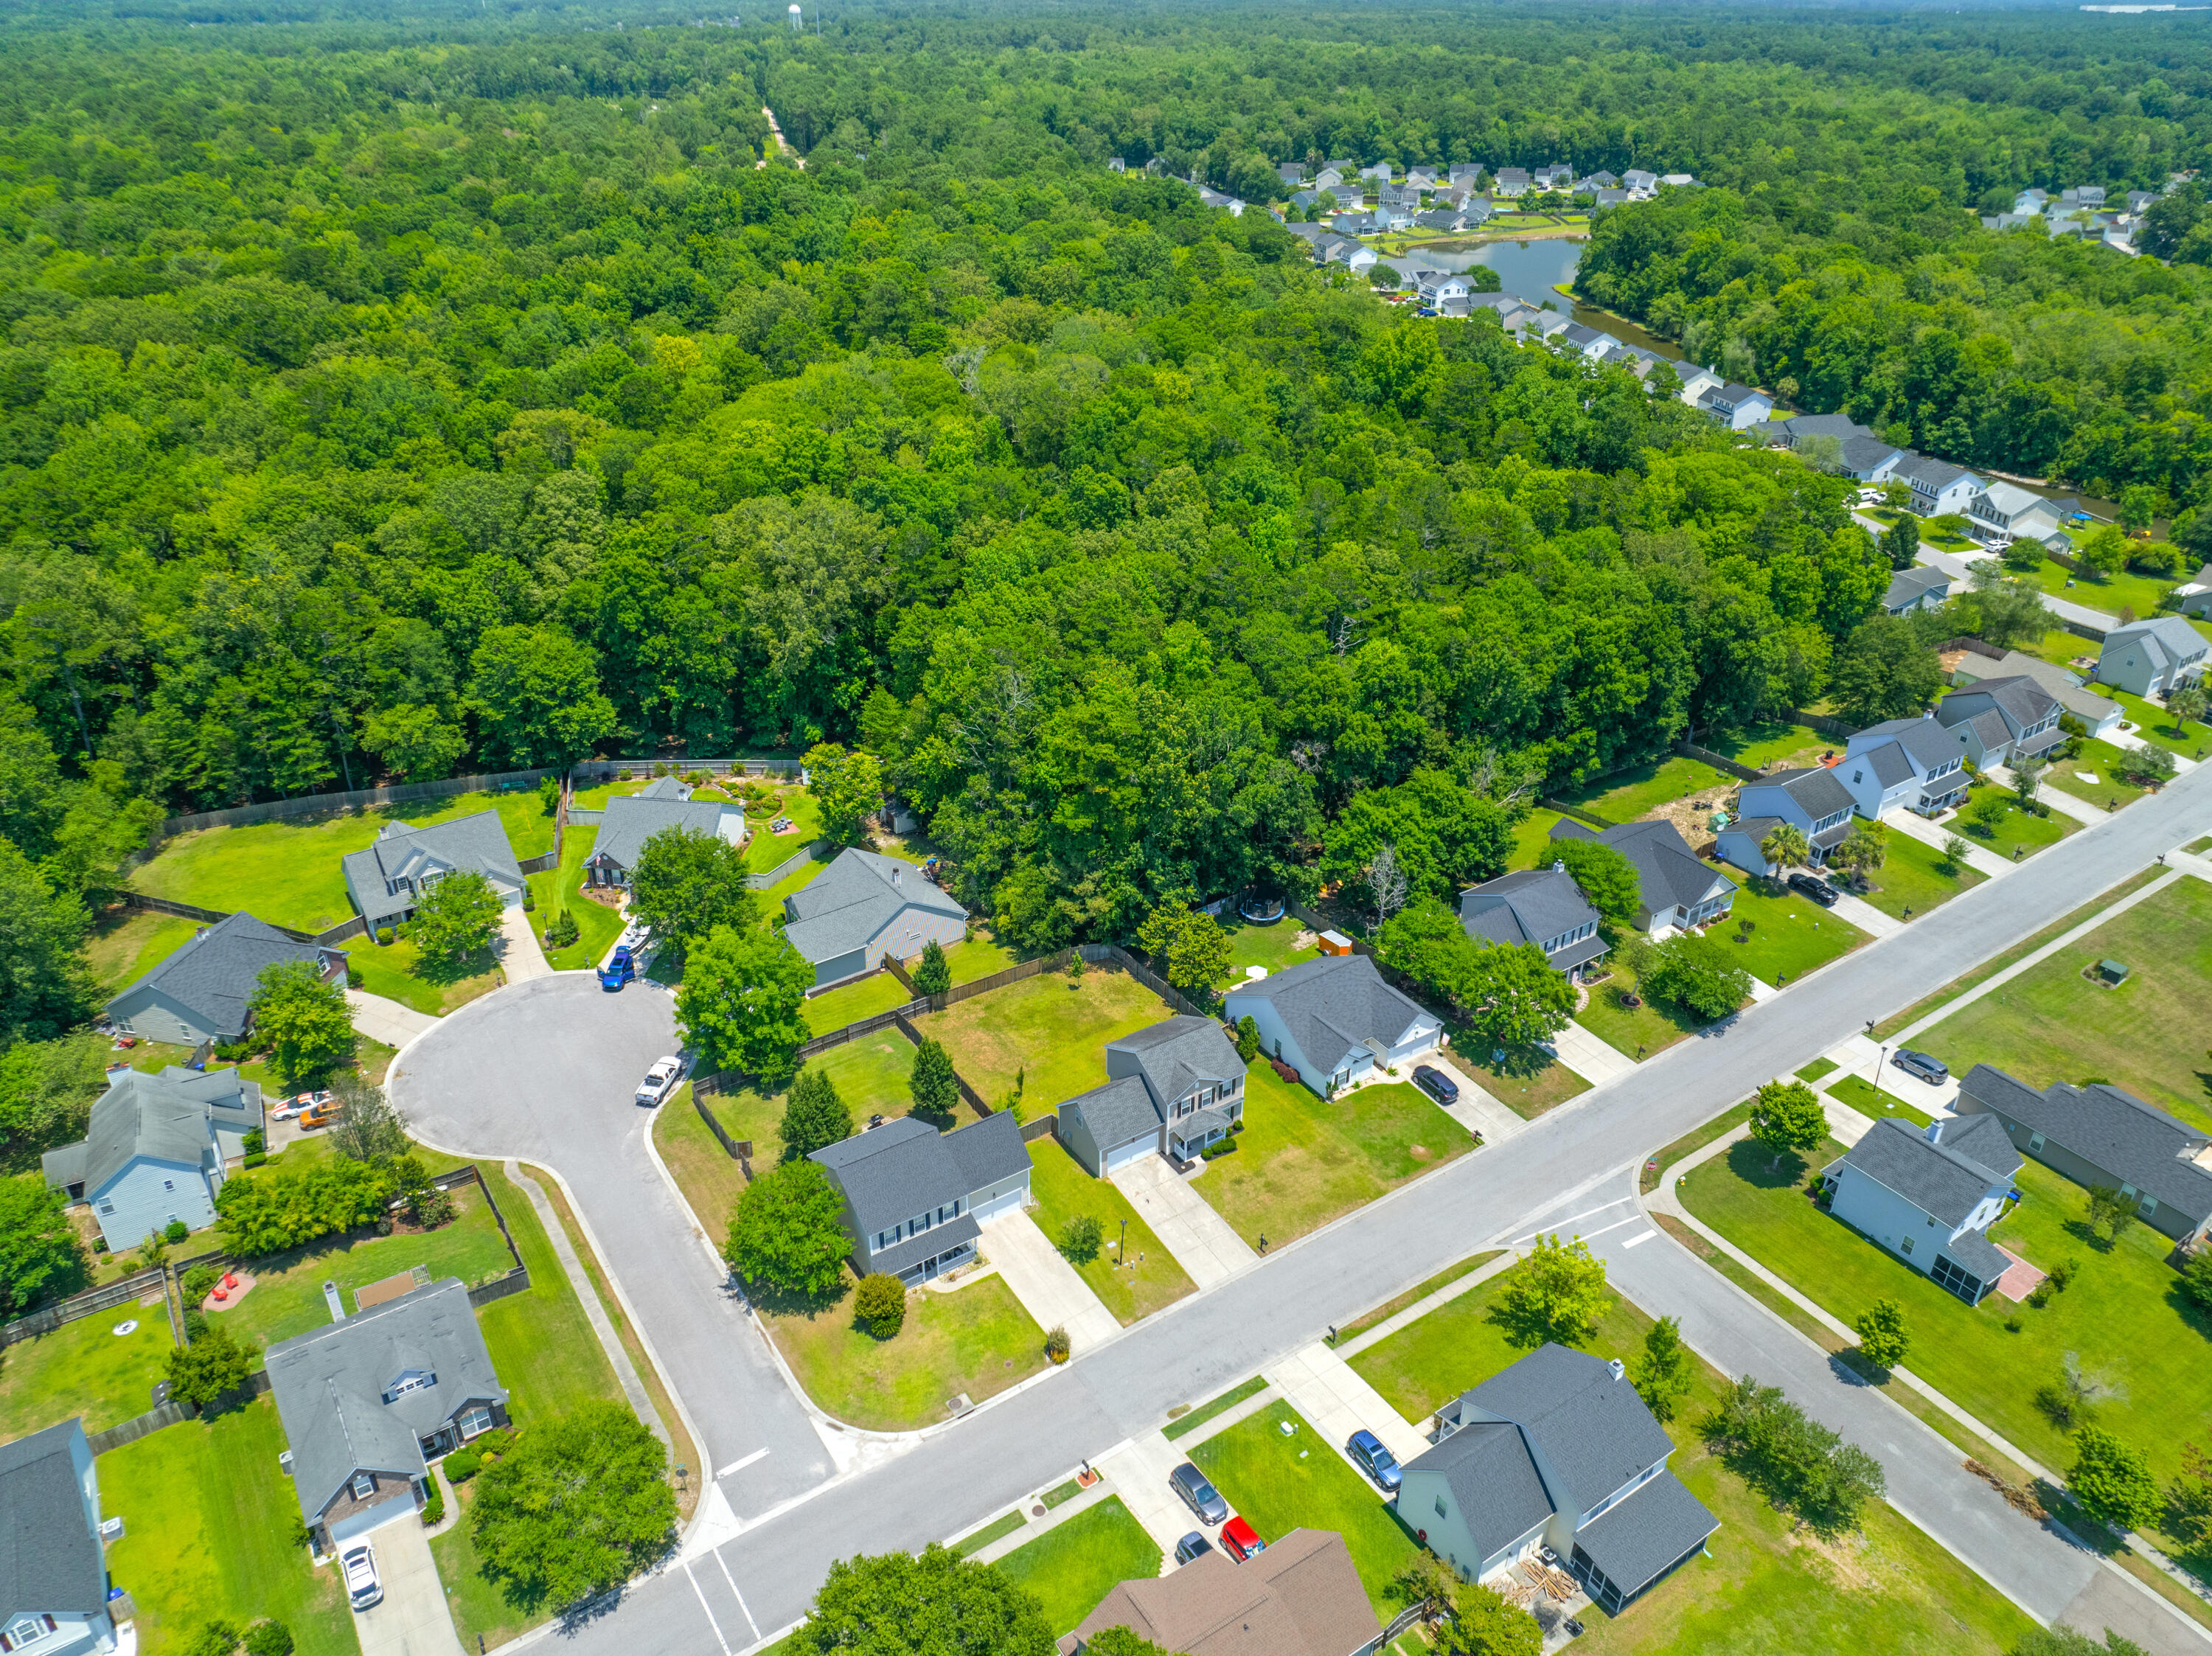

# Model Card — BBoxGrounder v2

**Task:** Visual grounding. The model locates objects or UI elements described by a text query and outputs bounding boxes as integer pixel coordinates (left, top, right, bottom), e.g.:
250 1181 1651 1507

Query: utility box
2099 959 2129 984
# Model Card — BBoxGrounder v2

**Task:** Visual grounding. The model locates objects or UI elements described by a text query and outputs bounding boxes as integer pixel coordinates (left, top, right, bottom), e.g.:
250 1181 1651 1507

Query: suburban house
0 1421 117 1656
104 911 344 1049
1399 1344 1719 1613
341 811 525 936
1820 1115 2023 1305
1756 411 1875 450
1621 168 1659 195
1952 1065 2212 1246
1891 455 1986 518
1455 866 1607 977
1416 271 1474 314
267 1278 510 1553
1222 954 1442 1096
1056 1017 1248 1175
1060 1528 1381 1656
1277 162 1305 184
2174 562 2212 618
1952 649 2121 736
1534 162 1573 189
1695 383 1775 431
809 1112 1029 1284
1837 436 1907 481
1837 716 1970 819
43 1066 261 1250
582 791 746 888
1967 482 2067 546
1933 675 2067 768
1879 566 1951 616
1548 819 1737 934
779 848 969 989
1719 765 1859 875
1673 366 1723 407
2096 616 2208 698
1492 166 1531 195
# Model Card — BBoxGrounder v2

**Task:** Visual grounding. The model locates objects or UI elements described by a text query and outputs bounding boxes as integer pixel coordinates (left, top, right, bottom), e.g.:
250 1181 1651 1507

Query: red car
1220 1516 1265 1562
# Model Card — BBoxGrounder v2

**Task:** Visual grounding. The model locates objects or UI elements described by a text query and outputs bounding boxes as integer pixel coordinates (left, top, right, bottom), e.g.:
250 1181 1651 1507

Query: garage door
970 1186 1024 1222
1104 1135 1153 1172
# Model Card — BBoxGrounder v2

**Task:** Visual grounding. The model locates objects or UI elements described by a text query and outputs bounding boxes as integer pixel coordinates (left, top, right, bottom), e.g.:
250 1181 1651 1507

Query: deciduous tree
676 926 811 1082
803 743 886 846
630 824 757 972
409 869 503 969
248 960 356 1087
1135 899 1232 1000
2069 1427 2160 1533
1749 1079 1826 1163
1854 1298 1909 1371
1552 839 1640 928
723 1161 851 1301
0 1175 88 1315
1495 1234 1610 1348
471 1403 675 1609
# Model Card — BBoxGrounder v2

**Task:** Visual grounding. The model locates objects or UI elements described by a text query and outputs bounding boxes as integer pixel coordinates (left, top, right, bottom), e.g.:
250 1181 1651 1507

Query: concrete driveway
1266 1342 1427 1467
349 1515 462 1656
1548 1018 1635 1081
982 1211 1119 1352
347 988 438 1048
495 905 552 983
1110 1155 1257 1287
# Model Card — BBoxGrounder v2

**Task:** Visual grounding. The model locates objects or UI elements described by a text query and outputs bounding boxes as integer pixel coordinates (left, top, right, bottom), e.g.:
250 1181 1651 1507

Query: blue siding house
41 1067 262 1251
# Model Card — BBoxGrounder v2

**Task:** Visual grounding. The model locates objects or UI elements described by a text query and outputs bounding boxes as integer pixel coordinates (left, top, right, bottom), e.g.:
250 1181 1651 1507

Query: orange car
301 1098 345 1130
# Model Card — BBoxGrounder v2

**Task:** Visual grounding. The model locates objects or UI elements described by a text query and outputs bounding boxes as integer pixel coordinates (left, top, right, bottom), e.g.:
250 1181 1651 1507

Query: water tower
787 3 801 30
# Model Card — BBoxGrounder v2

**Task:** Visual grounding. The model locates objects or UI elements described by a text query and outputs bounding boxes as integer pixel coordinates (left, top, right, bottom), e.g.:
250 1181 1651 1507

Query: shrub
444 1447 486 1484
163 1218 189 1244
1057 1214 1103 1264
167 1321 257 1407
1705 1374 1885 1531
182 1264 220 1304
547 908 581 948
1200 1138 1237 1159
215 1156 397 1256
420 1473 446 1527
2181 1249 2212 1313
1234 1015 1261 1062
243 1620 294 1656
1044 1325 1071 1360
2048 1256 2078 1292
854 1272 905 1338
241 1130 265 1155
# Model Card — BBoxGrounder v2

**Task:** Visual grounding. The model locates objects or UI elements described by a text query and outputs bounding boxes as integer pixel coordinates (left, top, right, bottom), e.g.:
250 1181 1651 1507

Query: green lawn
1683 1137 2212 1491
747 787 822 871
1559 755 1737 825
951 1507 1026 1557
1189 1401 1418 1615
344 930 500 1016
1195 1069 1472 1250
526 824 628 971
1716 885 1868 987
1164 1374 1268 1439
1824 1072 1935 1129
758 852 829 914
945 933 1020 984
762 1270 1046 1430
2040 740 2152 811
1852 828 1984 920
569 776 656 808
992 1497 1161 1636
86 908 200 995
1215 913 1321 987
1576 959 1719 1060
909 966 1172 1111
2017 555 2177 625
654 1084 752 1239
0 1304 174 1440
100 1396 357 1656
1705 720 1833 771
1955 787 2074 861
2093 684 2211 759
1023 1138 1196 1324
129 788 557 933
1507 807 1571 869
804 971 916 1035
1446 1041 1588 1120
1913 874 2212 1132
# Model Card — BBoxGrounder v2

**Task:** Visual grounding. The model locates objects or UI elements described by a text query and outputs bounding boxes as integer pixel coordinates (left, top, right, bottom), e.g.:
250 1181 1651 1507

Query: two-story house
1719 766 1859 876
1548 819 1737 935
2096 616 2208 699
1695 383 1775 431
1952 650 2121 737
0 1421 119 1656
104 911 345 1051
341 811 526 937
1492 166 1531 195
2174 561 2212 619
1838 716 1970 818
1416 270 1473 314
1879 566 1951 616
1820 1115 2023 1305
1837 435 1907 481
1055 1017 1248 1175
1455 865 1607 978
809 1111 1030 1285
1967 481 2066 548
1224 954 1442 1096
779 848 970 989
43 1066 262 1251
1891 454 1986 518
1398 1345 1719 1613
1933 675 2067 768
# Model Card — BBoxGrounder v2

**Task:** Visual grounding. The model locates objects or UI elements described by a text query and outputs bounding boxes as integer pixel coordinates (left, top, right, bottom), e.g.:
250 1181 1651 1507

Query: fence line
517 852 557 876
88 1405 195 1455
747 840 827 891
468 1268 532 1307
1019 1115 1059 1144
0 1267 169 1349
2059 616 2110 644
1789 709 1861 741
566 807 605 825
891 1012 992 1119
151 767 560 841
1939 636 2011 662
569 757 805 780
89 890 366 949
1540 798 1615 831
880 952 922 997
1674 742 1764 783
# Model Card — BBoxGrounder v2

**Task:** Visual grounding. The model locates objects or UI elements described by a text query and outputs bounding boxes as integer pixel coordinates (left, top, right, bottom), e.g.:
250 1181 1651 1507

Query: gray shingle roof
1838 435 1905 473
1941 675 2060 735
1834 1115 2020 1226
810 1117 966 1234
266 1278 508 1525
1551 818 1737 915
105 911 332 1039
1881 566 1949 609
1894 453 1978 492
942 1109 1028 1193
1057 1076 1161 1152
1225 954 1436 1074
866 1211 980 1278
589 795 740 873
1943 1227 2015 1287
1455 1343 1678 1514
1757 766 1857 819
780 849 967 969
341 810 524 927
1770 412 1875 446
1571 1469 1719 1597
43 1066 260 1199
1854 716 1962 773
1858 742 1913 787
1958 1065 2212 1225
1456 869 1604 966
1964 653 2118 727
2104 616 2208 671
1412 1420 1555 1561
636 776 692 800
1107 1017 1245 1111
0 1420 104 1616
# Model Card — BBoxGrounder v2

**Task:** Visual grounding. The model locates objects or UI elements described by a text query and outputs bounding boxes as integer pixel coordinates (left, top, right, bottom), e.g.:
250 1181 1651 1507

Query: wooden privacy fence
1540 798 1615 830
1940 636 2010 662
1673 741 1764 782
570 757 804 780
1790 709 1860 741
90 889 367 948
85 1371 275 1455
748 841 827 891
1 1267 168 1349
150 766 560 841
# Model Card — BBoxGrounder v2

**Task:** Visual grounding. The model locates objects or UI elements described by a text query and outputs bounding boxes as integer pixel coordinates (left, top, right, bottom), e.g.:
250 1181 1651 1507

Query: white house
1891 454 1986 518
1839 716 1969 818
810 1112 1031 1284
42 1066 261 1251
1967 481 2066 546
1224 953 1441 1095
1719 765 1859 875
1821 1116 2022 1305
1934 675 2067 768
1055 1017 1248 1173
2096 616 2208 698
1697 383 1775 431
0 1421 118 1656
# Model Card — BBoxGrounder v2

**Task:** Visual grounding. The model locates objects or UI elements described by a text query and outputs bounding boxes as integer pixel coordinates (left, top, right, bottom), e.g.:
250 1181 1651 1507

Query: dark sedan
1175 1531 1214 1565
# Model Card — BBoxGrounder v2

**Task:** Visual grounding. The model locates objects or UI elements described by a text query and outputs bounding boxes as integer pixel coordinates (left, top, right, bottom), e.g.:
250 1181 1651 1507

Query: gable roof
1837 435 1905 473
636 775 692 800
341 810 523 915
942 1108 1029 1194
1410 1419 1556 1560
1940 675 2059 734
1881 566 1950 608
1957 653 2119 727
1453 1343 1677 1514
44 1066 257 1198
1455 869 1605 968
1767 411 1875 446
810 1117 966 1234
105 911 330 1038
1747 765 1857 820
1852 715 1966 772
780 848 968 967
1065 1528 1380 1656
1834 1115 2020 1226
1893 453 1980 493
1571 1469 1720 1600
1549 818 1736 914
591 795 740 873
1958 1065 2212 1225
1224 955 1437 1074
1108 1016 1245 1110
2104 615 2208 669
1057 1075 1162 1153
0 1420 102 1617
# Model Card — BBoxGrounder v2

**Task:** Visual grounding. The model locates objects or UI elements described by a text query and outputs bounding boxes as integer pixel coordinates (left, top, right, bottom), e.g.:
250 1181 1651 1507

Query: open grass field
1682 1136 2212 1492
992 1496 1161 1635
128 787 557 933
2094 684 2211 758
1704 720 1834 771
100 1396 358 1656
804 970 914 1034
1447 1041 1588 1120
761 1270 1046 1430
1718 884 1868 986
1576 959 1720 1061
2017 556 2178 625
2041 739 2153 810
1559 754 1737 825
1913 873 2212 1132
344 929 501 1015
909 965 1172 1110
0 1301 173 1440
526 824 628 971
1851 829 1985 920
86 908 200 995
1215 912 1321 987
1507 807 1571 869
1194 1069 1472 1249
1023 1138 1196 1323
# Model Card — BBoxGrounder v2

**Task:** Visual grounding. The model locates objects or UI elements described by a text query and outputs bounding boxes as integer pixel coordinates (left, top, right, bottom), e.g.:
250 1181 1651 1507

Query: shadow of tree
1725 1138 1811 1191
742 1272 852 1321
414 944 500 988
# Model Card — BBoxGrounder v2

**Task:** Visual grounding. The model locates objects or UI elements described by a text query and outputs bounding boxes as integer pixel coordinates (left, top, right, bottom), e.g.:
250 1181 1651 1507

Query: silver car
1169 1462 1228 1525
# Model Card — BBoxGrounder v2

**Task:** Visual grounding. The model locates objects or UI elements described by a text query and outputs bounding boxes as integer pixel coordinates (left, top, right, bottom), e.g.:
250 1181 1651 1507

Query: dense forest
1 0 2208 1080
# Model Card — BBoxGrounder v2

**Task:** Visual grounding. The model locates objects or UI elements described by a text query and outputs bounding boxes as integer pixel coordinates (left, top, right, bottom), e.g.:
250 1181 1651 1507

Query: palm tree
1759 822 1810 873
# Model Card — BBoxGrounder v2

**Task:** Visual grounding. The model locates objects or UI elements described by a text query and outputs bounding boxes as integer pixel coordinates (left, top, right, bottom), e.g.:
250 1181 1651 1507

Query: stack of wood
1518 1558 1578 1600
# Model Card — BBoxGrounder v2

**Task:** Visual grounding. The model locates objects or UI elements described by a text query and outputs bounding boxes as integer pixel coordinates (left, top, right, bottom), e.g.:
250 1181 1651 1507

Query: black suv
1412 1065 1459 1105
1787 872 1840 908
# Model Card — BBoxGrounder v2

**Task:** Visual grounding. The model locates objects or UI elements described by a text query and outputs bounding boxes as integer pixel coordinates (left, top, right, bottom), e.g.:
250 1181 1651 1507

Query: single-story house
1548 818 1737 934
1933 675 2067 768
268 1278 510 1553
1838 715 1969 818
1952 1065 2212 1245
583 793 747 888
1456 865 1606 976
1060 1528 1382 1656
1223 953 1441 1096
1879 566 1951 616
1413 207 1467 233
810 1111 1030 1284
2173 562 2212 619
779 848 969 989
1967 482 2065 546
1448 163 1484 186
104 911 344 1048
1891 454 1986 518
43 1065 262 1251
1820 1115 2023 1305
1697 383 1775 431
341 811 526 936
1717 765 1858 876
1756 411 1876 450
1399 1344 1719 1612
0 1420 117 1656
1056 1017 1248 1175
2096 616 2208 698
1951 650 2121 737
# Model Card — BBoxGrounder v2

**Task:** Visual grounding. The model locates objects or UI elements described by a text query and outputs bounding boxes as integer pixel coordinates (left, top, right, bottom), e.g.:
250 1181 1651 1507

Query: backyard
908 965 1173 1110
1701 720 1834 772
1508 807 1571 869
1215 912 1321 986
1913 874 2212 1132
803 971 914 1034
1558 754 1737 825
1024 1138 1196 1323
1447 1041 1587 1120
86 908 199 995
991 1496 1161 1636
1714 884 1868 987
1192 1068 1474 1249
2014 555 2180 625
1849 828 1984 920
526 823 627 971
2040 740 2153 812
0 1302 174 1440
745 784 822 871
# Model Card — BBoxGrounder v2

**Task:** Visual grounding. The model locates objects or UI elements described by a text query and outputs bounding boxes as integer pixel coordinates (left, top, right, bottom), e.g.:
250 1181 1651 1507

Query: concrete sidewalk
1111 1155 1258 1288
983 1210 1119 1354
1828 890 1904 938
1093 1432 1208 1564
1265 1342 1428 1467
347 987 438 1047
1548 1019 1635 1082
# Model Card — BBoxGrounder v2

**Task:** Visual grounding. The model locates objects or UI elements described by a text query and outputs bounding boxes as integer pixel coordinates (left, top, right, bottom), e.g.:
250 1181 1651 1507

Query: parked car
1411 1065 1458 1105
270 1090 332 1121
1220 1515 1265 1562
1174 1531 1214 1566
341 1541 382 1611
1787 872 1840 907
1346 1428 1402 1492
636 1057 684 1107
599 945 636 990
1169 1462 1228 1525
300 1098 344 1130
1893 1049 1949 1085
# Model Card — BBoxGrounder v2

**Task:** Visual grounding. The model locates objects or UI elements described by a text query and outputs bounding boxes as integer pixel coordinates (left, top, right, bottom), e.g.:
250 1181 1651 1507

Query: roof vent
1552 859 1566 874
1608 1359 1625 1381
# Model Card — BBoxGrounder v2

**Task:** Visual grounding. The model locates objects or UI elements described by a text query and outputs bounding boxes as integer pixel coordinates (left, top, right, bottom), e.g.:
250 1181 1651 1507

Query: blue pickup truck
598 944 636 990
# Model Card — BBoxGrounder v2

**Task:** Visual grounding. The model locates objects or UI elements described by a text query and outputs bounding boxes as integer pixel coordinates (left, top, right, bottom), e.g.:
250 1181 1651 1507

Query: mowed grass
2042 739 2153 811
343 929 500 1016
761 1270 1046 1431
2017 554 2177 622
1576 959 1720 1060
943 933 1020 985
1446 1042 1588 1121
1560 754 1736 824
2096 685 2210 758
1195 1069 1472 1250
804 970 915 1035
1854 829 1984 920
654 1084 752 1240
0 1303 174 1439
128 788 556 933
746 787 822 871
1718 885 1868 985
1681 1137 2212 1490
86 908 200 994
1915 874 2212 1131
992 1497 1160 1635
1955 790 2074 861
1215 914 1321 987
1508 807 1571 869
527 823 627 971
910 966 1172 1110
1023 1138 1196 1324
1707 720 1834 771
99 1396 358 1656
470 1164 628 1424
